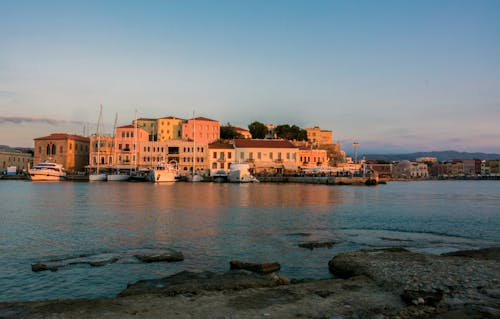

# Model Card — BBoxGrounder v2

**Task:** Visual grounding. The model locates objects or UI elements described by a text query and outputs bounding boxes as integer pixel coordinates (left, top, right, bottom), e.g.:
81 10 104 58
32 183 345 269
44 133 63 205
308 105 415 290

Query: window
212 163 217 169
270 152 273 159
213 152 217 159
119 144 122 150
221 163 224 169
240 152 244 160
287 153 290 160
228 152 232 159
122 132 125 138
258 152 261 159
278 152 282 160
249 152 253 160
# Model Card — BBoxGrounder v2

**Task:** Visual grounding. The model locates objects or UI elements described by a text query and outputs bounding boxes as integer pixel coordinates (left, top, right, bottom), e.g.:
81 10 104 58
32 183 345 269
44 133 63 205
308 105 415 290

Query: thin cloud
0 116 84 126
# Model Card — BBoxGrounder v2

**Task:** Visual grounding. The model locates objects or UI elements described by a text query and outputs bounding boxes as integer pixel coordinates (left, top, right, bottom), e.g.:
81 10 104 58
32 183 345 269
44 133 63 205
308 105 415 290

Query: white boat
107 170 130 181
89 105 107 181
29 161 66 181
149 161 178 182
187 172 203 182
228 163 259 183
213 170 228 183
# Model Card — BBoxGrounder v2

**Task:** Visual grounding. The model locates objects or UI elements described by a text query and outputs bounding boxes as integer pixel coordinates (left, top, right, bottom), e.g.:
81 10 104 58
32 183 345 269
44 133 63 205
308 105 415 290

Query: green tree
248 121 267 139
220 123 243 140
275 124 308 141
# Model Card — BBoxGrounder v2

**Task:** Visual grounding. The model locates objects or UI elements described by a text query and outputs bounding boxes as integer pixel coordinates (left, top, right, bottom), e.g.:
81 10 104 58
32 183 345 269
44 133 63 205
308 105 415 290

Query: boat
148 160 178 182
228 163 259 183
107 170 130 181
89 105 107 181
129 169 150 182
213 170 228 183
29 161 66 181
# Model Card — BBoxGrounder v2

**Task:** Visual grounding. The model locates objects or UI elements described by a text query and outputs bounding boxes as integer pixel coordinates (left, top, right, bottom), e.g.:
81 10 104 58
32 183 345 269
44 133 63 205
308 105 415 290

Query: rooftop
34 133 89 142
234 139 297 149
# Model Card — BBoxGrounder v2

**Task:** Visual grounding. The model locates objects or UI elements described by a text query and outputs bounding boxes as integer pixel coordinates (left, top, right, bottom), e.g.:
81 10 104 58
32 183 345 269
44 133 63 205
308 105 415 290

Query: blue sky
1 0 499 154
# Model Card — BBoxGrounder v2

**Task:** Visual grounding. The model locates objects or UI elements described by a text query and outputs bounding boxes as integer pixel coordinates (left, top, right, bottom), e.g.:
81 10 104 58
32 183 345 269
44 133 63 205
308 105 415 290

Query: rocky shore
1 247 499 319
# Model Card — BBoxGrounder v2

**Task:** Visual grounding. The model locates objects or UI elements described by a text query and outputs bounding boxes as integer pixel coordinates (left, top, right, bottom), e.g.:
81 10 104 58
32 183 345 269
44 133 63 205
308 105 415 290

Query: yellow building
0 148 33 172
305 126 333 146
88 135 115 170
298 147 328 168
157 116 185 141
34 133 89 173
139 139 209 175
208 142 236 174
233 139 299 174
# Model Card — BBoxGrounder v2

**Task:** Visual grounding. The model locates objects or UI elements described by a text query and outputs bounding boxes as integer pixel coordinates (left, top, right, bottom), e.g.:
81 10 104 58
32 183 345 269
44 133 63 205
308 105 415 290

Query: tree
275 124 308 141
248 121 267 139
220 123 243 140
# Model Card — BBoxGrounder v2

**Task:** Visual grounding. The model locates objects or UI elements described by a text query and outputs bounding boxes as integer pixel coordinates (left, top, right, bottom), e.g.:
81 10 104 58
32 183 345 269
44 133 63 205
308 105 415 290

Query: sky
1 0 499 154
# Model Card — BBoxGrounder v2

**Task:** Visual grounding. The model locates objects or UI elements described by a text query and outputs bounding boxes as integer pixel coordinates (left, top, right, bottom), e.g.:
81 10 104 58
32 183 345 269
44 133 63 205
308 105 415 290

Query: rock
119 270 283 297
441 247 500 261
298 241 336 250
229 260 281 274
401 289 443 306
134 251 184 263
31 263 58 272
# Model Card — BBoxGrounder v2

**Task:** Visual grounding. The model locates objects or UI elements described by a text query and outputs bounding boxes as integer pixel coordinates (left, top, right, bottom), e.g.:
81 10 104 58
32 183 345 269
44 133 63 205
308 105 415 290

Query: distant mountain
363 151 500 162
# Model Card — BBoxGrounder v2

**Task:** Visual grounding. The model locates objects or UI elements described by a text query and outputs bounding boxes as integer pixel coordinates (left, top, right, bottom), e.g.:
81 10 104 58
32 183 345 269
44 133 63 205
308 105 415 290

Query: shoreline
2 247 499 318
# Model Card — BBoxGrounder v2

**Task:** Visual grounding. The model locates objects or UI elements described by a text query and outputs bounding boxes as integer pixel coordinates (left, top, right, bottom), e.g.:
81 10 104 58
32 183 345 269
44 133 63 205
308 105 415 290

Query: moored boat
28 161 66 181
148 161 178 182
228 164 259 183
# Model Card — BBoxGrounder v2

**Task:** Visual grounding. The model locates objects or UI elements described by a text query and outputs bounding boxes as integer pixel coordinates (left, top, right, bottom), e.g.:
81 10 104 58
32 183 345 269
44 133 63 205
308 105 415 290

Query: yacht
148 161 178 182
228 164 259 183
107 170 130 181
29 161 66 181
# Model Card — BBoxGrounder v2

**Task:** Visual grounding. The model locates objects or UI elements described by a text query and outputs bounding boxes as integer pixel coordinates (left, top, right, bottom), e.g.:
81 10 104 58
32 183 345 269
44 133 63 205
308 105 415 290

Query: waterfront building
33 133 89 173
88 134 114 170
182 117 220 144
157 116 185 141
208 142 236 174
0 147 33 173
365 162 394 179
233 139 299 174
393 160 429 178
133 118 158 141
305 126 333 146
139 140 209 175
463 159 482 176
114 125 149 169
298 147 328 168
487 160 500 176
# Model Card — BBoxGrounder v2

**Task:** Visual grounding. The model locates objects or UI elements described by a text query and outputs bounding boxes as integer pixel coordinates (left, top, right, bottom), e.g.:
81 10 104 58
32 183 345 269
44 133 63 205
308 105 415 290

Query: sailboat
107 113 130 181
89 105 107 181
187 111 203 182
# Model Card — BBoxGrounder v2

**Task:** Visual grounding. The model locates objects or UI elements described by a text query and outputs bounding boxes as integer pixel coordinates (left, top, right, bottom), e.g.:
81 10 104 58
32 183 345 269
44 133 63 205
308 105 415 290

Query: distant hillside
363 151 500 162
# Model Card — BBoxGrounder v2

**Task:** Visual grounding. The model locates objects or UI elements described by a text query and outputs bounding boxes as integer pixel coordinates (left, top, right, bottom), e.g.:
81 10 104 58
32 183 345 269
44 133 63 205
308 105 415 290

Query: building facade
233 139 299 174
157 116 185 141
114 125 149 169
305 126 333 146
0 148 33 173
182 117 220 144
33 133 89 173
298 147 328 168
208 143 235 174
138 140 209 175
88 135 115 170
134 118 158 141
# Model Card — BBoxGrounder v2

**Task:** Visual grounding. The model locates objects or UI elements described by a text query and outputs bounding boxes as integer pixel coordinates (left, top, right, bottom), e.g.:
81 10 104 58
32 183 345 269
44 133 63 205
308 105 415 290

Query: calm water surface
0 180 499 302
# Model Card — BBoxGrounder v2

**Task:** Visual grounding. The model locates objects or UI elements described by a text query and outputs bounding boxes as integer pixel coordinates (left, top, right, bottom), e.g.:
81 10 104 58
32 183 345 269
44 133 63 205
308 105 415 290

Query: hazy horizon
1 1 499 154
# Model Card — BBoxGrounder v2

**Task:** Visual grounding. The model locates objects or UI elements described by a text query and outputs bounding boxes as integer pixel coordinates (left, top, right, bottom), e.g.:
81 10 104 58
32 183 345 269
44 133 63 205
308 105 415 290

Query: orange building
298 146 328 168
114 125 149 168
182 117 220 144
33 133 89 173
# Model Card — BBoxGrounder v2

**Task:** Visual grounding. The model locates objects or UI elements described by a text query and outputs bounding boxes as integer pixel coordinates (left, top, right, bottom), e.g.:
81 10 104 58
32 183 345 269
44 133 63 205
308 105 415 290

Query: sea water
0 180 498 301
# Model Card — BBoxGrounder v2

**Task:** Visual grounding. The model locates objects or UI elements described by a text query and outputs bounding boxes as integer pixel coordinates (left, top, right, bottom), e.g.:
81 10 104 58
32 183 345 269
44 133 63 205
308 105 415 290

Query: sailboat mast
192 110 195 175
96 105 103 173
133 110 138 171
112 113 118 170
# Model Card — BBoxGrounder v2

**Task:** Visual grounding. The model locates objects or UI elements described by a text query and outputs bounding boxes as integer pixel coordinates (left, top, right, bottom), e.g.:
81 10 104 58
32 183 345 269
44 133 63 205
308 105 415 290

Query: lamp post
352 142 359 164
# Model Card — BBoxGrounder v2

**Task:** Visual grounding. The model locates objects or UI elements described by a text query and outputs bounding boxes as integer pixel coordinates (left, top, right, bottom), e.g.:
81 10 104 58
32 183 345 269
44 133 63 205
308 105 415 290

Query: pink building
182 117 220 144
114 125 149 167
